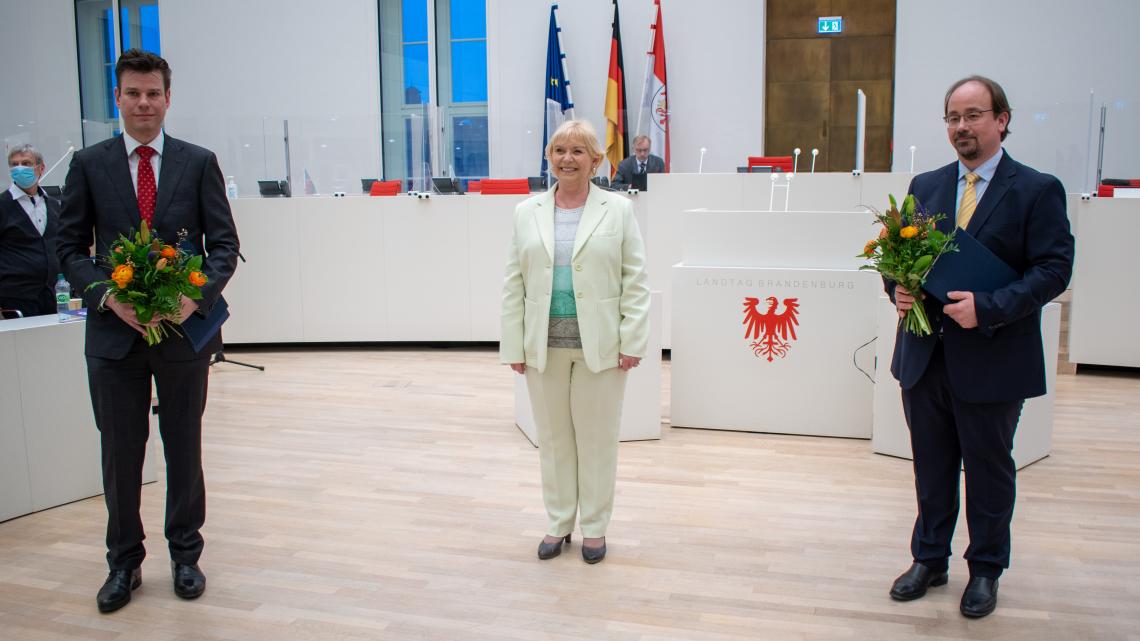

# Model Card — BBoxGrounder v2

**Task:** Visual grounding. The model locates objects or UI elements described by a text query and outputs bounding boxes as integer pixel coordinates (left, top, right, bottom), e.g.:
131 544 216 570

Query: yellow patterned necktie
957 172 979 229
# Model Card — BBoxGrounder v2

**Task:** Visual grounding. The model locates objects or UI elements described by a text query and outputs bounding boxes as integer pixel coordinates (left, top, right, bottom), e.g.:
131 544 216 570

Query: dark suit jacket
0 188 61 307
887 151 1074 404
612 154 664 189
57 135 240 361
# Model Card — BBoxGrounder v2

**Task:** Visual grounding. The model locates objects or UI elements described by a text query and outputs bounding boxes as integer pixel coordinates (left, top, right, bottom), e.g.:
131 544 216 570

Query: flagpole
636 20 654 137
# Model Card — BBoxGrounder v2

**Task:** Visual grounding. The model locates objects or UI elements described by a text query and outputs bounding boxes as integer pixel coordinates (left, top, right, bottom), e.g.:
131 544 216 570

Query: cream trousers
525 347 628 538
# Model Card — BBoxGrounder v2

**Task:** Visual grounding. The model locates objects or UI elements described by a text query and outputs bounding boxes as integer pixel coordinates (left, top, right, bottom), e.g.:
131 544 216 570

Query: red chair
467 180 482 193
478 178 530 195
1097 179 1140 198
369 180 401 196
747 155 794 173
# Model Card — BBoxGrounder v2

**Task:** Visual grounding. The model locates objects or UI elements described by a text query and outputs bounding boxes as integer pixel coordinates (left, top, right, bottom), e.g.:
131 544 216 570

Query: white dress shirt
123 130 165 194
8 183 47 235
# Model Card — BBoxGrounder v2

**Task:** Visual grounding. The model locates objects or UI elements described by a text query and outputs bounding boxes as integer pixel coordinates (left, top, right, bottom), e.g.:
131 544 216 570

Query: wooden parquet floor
1 347 1138 641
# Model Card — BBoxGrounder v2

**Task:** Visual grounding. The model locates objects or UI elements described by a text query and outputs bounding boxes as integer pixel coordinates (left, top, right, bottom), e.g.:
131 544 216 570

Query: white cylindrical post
855 89 866 173
909 145 917 174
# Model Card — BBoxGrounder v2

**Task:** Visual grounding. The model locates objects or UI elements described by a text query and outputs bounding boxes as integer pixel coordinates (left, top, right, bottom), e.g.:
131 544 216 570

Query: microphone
793 148 801 174
810 148 819 174
40 145 75 183
698 147 707 174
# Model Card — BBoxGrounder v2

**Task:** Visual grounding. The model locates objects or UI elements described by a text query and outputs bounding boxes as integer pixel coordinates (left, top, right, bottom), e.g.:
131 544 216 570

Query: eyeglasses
943 110 993 127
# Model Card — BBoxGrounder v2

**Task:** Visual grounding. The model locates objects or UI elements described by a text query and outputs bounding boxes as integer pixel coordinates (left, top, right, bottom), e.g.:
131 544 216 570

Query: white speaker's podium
514 292 663 445
871 298 1062 469
670 210 881 437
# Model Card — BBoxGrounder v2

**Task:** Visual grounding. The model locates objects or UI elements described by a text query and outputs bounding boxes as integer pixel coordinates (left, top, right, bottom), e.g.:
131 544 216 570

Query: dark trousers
901 344 1023 579
87 340 211 570
0 291 54 318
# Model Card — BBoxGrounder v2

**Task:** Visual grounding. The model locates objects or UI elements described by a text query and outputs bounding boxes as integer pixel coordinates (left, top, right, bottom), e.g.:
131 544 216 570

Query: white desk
0 317 155 522
1067 196 1140 367
225 194 530 344
871 299 1062 469
669 210 881 437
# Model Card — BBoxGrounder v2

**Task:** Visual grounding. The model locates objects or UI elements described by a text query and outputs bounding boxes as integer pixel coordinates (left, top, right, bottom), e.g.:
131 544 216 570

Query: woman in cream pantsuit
500 120 650 564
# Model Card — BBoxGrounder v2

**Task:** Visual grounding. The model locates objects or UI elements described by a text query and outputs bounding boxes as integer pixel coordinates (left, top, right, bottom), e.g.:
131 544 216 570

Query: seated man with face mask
1 144 62 318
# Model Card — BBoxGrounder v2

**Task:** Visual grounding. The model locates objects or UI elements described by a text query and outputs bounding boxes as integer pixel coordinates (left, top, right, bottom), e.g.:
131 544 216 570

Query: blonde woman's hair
545 120 604 169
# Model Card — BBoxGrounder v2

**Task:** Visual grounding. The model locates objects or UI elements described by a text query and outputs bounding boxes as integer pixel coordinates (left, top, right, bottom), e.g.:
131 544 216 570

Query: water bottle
55 273 71 322
225 176 239 199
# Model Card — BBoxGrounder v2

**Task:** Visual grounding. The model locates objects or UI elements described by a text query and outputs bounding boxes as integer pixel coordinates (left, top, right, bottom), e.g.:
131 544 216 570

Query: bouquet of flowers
89 221 208 346
859 194 957 336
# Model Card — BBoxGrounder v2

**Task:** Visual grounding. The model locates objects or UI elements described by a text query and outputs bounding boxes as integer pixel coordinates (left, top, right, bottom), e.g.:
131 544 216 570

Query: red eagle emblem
742 296 800 361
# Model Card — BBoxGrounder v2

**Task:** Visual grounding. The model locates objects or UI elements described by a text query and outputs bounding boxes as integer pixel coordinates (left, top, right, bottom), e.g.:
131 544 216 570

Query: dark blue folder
180 296 229 353
923 231 1020 305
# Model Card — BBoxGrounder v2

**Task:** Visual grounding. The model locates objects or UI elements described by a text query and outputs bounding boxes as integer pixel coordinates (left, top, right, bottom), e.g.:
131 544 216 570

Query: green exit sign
818 16 843 34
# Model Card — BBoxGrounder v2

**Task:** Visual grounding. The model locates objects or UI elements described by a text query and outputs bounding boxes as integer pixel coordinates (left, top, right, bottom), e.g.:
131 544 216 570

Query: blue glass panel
403 43 429 104
140 5 161 53
402 0 428 42
104 9 118 118
120 7 130 49
450 41 487 103
452 115 488 178
450 0 486 40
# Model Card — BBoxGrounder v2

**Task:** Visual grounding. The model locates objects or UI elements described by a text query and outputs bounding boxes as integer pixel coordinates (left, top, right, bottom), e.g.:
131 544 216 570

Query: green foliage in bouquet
859 194 957 336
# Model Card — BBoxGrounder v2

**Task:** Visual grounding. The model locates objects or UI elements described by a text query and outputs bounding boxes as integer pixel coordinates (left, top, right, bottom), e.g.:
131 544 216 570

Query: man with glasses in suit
885 75 1073 618
611 134 664 190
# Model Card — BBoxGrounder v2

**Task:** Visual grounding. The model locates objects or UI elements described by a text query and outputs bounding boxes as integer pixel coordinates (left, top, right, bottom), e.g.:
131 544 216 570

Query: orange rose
878 225 889 239
111 264 134 289
160 245 177 259
863 240 877 256
188 271 208 287
900 226 918 239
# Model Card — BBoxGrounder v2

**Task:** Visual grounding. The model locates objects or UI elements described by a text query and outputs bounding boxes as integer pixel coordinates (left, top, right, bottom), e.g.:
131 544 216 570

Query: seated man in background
611 134 664 191
0 144 61 318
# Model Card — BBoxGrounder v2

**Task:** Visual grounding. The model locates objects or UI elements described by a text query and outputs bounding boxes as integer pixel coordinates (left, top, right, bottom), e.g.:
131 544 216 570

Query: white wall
159 0 383 197
0 0 82 185
6 1 1139 194
488 0 765 178
893 0 1140 193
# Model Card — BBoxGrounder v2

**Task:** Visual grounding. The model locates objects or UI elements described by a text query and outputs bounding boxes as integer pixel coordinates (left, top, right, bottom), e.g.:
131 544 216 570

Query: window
75 0 161 146
379 0 488 187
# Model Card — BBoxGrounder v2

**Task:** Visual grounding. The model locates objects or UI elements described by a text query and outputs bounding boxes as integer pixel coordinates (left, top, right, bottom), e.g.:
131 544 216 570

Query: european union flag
542 4 574 177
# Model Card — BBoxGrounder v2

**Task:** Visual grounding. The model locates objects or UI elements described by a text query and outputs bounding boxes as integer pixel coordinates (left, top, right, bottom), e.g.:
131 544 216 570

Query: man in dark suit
611 134 664 190
1 144 61 317
886 76 1074 618
56 49 239 614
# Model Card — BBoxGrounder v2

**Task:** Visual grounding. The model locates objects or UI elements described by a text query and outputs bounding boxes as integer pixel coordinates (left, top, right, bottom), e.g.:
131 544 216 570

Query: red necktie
135 145 157 226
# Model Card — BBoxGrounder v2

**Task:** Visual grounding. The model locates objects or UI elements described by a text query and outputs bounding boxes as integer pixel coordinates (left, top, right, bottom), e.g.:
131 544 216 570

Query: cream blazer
500 184 650 373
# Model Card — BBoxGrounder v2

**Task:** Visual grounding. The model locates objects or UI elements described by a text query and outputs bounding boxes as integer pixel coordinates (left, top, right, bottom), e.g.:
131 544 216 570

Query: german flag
603 0 628 179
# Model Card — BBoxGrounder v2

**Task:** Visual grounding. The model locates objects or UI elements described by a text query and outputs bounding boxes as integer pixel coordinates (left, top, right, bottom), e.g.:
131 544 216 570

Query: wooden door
765 0 896 172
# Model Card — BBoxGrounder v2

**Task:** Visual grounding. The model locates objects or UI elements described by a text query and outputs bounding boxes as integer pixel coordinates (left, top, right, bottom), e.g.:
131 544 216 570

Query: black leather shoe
537 534 571 560
171 562 206 599
581 538 606 564
96 568 141 613
889 563 948 601
960 577 998 618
